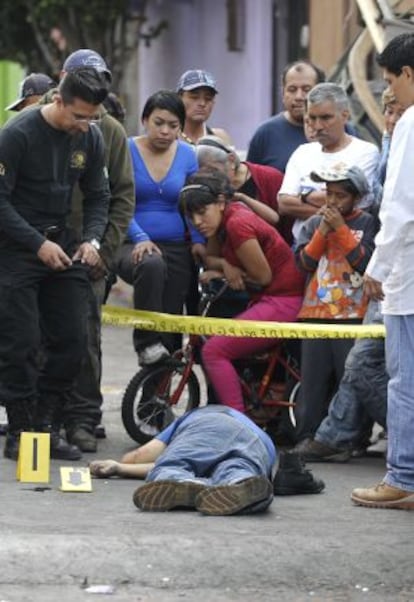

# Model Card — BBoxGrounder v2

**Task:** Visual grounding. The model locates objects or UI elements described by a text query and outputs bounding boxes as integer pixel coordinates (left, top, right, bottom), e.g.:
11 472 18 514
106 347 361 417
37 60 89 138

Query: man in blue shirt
90 405 325 515
246 60 325 172
90 406 275 515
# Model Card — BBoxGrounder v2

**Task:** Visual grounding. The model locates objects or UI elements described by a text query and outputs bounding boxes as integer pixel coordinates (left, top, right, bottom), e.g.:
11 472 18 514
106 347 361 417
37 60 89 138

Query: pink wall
137 0 274 152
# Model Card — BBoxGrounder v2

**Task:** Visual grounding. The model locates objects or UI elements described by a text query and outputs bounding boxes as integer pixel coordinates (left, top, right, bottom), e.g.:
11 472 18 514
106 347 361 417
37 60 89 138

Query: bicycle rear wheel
121 360 201 444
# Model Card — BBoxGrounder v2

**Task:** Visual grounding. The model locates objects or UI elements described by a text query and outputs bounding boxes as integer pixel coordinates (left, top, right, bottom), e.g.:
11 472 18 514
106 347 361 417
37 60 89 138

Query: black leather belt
42 225 65 240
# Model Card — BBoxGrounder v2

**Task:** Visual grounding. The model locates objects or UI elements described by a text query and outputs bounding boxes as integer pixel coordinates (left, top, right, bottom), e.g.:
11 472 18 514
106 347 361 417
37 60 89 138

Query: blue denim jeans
146 407 276 487
383 315 414 491
316 300 388 448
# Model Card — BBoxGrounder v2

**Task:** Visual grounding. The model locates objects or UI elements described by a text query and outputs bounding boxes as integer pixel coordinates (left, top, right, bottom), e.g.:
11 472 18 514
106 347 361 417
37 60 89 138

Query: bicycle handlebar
199 277 264 317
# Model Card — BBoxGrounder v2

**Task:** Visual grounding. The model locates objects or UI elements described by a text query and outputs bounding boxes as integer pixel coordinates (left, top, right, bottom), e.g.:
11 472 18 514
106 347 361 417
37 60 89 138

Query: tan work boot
351 482 414 510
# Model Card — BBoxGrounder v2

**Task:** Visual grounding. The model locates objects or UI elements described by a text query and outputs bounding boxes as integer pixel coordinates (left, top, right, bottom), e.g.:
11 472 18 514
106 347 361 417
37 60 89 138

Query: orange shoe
351 482 414 510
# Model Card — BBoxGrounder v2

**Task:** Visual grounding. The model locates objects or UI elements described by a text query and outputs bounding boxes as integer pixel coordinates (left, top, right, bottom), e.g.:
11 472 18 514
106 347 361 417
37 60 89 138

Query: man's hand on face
37 240 72 270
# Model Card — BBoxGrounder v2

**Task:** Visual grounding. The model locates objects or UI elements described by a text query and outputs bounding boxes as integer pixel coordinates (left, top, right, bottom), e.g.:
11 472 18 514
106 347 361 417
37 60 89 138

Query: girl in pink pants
180 170 304 412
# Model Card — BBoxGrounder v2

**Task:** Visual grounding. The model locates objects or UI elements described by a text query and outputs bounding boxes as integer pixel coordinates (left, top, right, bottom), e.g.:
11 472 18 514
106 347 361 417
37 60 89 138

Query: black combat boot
34 396 82 461
3 400 34 461
273 450 325 495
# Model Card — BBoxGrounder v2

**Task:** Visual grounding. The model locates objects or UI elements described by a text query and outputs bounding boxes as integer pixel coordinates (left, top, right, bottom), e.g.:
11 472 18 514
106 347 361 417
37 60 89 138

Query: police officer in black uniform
0 67 110 460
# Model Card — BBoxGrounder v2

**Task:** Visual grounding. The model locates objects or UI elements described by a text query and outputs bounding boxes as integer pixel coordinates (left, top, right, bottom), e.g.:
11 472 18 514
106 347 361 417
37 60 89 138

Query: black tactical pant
62 277 106 436
0 242 89 428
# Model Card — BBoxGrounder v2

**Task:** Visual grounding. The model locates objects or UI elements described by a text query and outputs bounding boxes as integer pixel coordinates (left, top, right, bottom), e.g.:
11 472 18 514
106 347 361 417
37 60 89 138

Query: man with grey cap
292 164 377 448
176 69 233 316
278 83 379 245
39 48 135 452
6 73 56 112
176 69 232 146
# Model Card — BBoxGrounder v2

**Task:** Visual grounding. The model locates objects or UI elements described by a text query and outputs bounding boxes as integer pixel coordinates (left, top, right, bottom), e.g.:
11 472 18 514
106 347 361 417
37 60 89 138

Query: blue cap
63 49 112 82
176 69 218 93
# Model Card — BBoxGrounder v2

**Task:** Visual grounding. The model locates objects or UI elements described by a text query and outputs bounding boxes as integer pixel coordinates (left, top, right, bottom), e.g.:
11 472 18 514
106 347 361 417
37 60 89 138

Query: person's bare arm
278 191 326 219
121 438 166 464
235 238 272 287
89 439 167 479
89 459 155 479
203 234 246 289
211 127 233 147
234 193 279 225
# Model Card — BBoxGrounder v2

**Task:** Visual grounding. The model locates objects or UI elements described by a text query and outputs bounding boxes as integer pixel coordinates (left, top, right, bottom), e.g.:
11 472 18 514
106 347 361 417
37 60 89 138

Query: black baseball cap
6 73 56 111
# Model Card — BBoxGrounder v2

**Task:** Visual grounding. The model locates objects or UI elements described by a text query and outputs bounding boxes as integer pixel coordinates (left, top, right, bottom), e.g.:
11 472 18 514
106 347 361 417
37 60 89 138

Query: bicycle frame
121 279 301 443
253 342 300 407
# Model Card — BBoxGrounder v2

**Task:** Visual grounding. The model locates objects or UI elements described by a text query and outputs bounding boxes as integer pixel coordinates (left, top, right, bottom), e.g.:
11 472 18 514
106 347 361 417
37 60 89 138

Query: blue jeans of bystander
316 300 388 449
383 314 414 491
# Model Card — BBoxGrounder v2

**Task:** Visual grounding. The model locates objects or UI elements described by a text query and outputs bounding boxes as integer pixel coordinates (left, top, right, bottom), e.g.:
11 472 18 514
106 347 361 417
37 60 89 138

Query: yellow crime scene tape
102 305 385 339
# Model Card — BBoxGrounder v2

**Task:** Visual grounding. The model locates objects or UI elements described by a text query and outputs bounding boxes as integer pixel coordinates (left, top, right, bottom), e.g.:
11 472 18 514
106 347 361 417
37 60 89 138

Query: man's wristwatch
88 238 101 251
301 190 312 204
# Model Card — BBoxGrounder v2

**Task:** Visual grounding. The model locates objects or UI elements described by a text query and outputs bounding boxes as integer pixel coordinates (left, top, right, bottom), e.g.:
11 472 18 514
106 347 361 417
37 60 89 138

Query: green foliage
0 0 149 86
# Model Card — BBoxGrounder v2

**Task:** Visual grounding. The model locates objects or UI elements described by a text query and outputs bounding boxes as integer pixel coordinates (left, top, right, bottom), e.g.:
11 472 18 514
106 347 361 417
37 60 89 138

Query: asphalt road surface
0 318 412 602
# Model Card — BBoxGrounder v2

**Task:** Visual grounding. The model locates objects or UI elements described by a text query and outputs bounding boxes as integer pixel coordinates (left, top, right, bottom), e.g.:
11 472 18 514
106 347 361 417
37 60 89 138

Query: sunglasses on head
197 138 231 154
180 183 216 196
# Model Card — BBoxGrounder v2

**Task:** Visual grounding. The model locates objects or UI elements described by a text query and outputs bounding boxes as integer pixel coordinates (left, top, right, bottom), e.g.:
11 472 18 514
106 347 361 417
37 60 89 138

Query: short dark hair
180 170 234 215
141 90 186 130
59 67 109 105
282 60 326 87
377 33 414 75
328 179 360 198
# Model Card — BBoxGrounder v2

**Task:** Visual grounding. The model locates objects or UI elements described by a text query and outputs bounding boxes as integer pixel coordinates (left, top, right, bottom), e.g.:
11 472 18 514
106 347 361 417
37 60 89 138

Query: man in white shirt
278 83 379 244
351 32 414 510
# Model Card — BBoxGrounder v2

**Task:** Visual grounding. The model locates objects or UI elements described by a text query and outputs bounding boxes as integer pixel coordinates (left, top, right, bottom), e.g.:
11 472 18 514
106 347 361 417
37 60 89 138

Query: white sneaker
138 343 169 366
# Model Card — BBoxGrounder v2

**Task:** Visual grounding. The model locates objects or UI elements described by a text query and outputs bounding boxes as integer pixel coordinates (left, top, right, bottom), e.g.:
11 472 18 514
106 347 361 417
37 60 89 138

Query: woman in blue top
116 90 204 365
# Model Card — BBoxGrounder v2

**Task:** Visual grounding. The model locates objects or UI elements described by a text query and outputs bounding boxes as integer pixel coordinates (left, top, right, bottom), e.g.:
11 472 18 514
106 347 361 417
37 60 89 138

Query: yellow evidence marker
16 432 50 483
60 467 92 492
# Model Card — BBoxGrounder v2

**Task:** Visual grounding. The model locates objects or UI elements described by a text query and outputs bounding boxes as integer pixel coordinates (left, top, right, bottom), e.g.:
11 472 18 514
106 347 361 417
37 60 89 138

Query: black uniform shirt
0 106 110 252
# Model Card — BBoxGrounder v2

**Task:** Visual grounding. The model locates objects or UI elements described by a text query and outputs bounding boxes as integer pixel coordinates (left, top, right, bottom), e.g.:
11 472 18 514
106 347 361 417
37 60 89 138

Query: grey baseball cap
176 69 218 93
310 164 370 196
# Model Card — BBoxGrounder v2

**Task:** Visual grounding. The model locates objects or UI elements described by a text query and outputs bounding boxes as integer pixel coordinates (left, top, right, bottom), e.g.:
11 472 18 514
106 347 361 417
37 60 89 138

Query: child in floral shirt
294 164 377 445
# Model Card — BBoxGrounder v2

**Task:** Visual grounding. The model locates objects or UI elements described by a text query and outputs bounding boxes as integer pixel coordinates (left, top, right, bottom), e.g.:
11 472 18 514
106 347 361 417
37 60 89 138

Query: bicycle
121 280 301 445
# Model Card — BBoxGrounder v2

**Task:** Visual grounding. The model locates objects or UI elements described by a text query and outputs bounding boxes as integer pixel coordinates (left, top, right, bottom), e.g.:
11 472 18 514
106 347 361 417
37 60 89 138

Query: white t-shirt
366 105 414 315
279 137 380 242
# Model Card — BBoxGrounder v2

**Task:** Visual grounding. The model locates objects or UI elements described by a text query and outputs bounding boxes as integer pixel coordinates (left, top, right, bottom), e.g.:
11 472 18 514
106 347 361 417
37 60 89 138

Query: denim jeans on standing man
315 300 388 449
383 314 414 491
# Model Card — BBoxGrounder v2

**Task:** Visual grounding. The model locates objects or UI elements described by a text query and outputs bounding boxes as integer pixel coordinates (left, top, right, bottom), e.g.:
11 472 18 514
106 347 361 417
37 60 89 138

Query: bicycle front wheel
121 360 201 444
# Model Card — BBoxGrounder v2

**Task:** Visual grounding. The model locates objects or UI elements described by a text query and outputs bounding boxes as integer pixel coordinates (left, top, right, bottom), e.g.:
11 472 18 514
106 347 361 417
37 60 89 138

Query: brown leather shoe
69 428 97 453
133 480 206 512
351 482 414 510
293 438 351 463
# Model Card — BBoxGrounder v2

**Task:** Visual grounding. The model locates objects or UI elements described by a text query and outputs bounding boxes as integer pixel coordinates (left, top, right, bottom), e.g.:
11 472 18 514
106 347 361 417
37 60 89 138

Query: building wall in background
137 0 273 151
131 0 412 149
309 0 361 75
